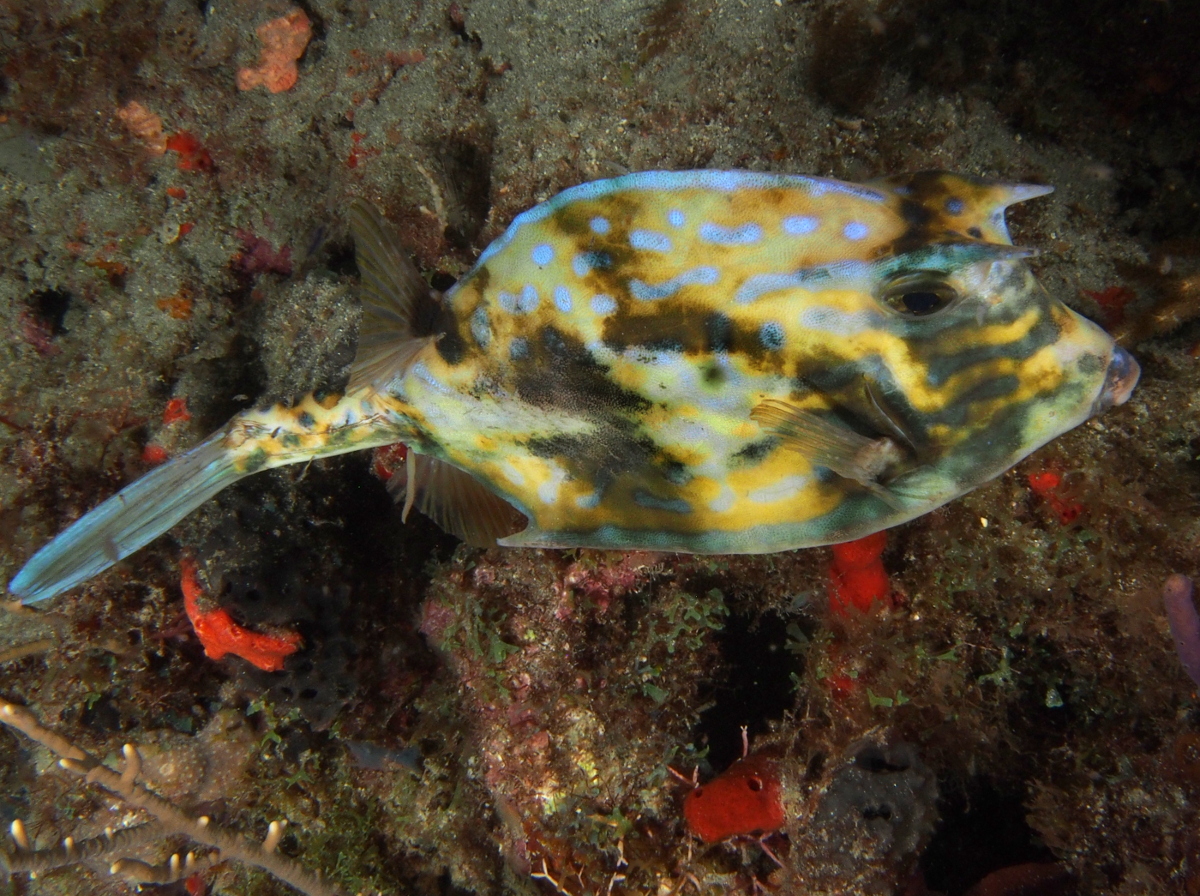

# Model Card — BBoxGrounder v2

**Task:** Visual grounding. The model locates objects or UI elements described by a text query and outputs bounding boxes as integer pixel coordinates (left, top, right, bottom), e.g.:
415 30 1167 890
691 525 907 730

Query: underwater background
0 1 1198 894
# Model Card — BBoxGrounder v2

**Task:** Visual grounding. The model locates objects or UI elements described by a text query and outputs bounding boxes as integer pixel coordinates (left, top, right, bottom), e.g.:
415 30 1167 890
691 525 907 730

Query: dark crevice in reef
921 777 1060 896
693 609 799 769
186 333 269 432
27 287 73 336
431 129 494 250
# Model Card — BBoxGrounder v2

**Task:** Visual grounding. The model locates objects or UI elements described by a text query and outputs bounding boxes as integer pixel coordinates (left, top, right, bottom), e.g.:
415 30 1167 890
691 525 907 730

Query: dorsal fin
386 454 526 548
347 200 437 393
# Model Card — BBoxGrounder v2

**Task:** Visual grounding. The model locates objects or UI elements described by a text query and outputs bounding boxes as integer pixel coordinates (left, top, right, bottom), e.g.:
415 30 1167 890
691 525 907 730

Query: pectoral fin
751 399 905 508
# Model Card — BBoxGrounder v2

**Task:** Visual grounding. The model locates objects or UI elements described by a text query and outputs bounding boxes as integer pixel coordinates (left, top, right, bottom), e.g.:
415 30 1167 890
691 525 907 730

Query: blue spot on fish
573 251 611 278
554 285 572 312
630 280 674 302
783 215 819 235
699 221 763 245
843 221 869 241
794 259 873 282
799 306 881 336
630 229 672 253
518 284 540 313
470 307 491 347
633 490 691 514
411 360 454 395
591 293 617 315
531 243 554 266
734 256 881 304
667 208 685 228
590 216 610 235
510 337 529 360
630 266 720 301
734 272 803 305
945 197 965 215
759 321 785 349
498 291 518 313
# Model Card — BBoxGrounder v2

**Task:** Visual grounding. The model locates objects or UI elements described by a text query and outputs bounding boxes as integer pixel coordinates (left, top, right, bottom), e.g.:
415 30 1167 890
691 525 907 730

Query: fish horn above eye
872 171 1055 246
983 180 1056 210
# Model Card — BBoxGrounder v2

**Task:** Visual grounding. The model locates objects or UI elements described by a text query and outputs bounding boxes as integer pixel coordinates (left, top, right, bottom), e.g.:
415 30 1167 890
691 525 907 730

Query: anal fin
387 454 526 548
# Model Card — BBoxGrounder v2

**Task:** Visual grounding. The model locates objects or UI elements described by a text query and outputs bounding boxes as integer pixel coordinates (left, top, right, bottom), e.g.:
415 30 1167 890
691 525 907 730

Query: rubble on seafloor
1 1 1200 894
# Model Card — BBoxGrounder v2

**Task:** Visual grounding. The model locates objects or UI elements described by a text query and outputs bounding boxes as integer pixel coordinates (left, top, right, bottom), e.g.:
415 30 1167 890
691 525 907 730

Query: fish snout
1091 345 1140 415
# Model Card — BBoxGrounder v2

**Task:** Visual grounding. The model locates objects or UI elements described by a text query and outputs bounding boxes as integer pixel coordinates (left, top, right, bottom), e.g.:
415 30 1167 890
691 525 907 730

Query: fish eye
879 271 959 317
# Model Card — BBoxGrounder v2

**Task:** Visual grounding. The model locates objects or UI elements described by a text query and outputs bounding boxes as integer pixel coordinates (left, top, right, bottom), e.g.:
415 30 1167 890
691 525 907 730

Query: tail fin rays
9 433 243 604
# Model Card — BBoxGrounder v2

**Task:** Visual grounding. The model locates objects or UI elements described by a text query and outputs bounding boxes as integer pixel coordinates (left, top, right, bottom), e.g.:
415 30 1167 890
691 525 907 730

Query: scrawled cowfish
10 170 1139 603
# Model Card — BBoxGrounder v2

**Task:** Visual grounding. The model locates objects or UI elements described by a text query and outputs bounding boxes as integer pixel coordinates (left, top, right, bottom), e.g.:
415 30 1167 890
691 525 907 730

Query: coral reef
0 700 337 895
0 0 1199 894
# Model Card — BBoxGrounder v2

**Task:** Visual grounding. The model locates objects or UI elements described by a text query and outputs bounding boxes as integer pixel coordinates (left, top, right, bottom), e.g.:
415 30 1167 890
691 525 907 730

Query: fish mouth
1091 345 1140 415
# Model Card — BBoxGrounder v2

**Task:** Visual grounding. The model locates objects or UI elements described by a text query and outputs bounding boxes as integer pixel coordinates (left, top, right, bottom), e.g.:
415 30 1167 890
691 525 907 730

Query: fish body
9 170 1139 603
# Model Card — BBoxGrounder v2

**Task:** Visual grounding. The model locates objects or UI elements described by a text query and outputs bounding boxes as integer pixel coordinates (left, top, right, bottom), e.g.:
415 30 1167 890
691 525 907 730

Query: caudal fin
8 433 244 604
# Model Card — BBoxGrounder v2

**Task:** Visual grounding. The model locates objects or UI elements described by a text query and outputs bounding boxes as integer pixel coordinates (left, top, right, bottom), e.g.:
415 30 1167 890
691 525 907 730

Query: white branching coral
0 698 345 896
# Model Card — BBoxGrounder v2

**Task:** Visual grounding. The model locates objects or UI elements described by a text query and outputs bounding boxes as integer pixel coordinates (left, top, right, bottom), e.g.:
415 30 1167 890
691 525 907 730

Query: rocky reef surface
0 2 1199 894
